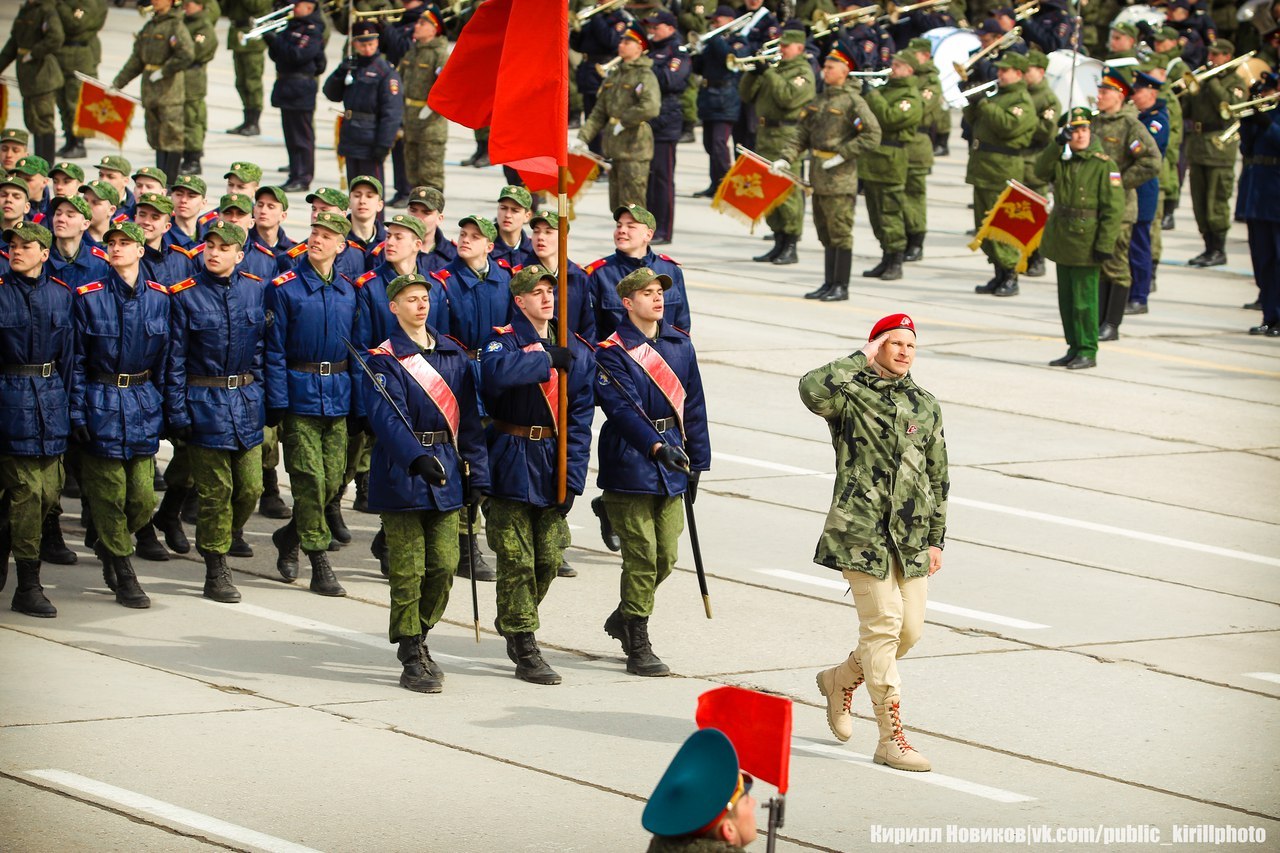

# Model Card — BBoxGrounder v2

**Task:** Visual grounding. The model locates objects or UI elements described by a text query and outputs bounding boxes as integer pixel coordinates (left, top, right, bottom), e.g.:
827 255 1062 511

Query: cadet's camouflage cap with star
0 176 30 197
306 187 349 210
497 184 533 210
994 52 1029 72
613 203 657 230
386 213 426 241
219 192 254 214
50 162 85 182
80 179 120 206
1026 49 1049 69
509 264 557 296
386 272 430 300
12 155 49 177
132 166 168 186
3 221 53 249
205 221 247 247
53 195 93 220
171 174 208 196
104 221 145 244
458 214 497 242
531 209 559 229
96 154 131 176
350 174 384 196
136 192 174 215
1 128 29 146
256 185 290 210
409 186 444 212
312 210 352 237
225 161 263 183
616 266 672 299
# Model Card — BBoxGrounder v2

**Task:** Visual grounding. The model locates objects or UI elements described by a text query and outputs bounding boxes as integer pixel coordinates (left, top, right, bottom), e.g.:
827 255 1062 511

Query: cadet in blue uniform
363 272 489 693
166 222 266 604
406 186 457 275
166 174 211 249
71 221 173 610
264 210 359 597
48 195 110 289
265 0 326 194
491 185 535 272
247 186 299 276
1241 72 1280 337
218 193 277 283
0 222 72 617
527 209 595 341
481 265 596 685
136 192 199 288
356 212 449 352
643 728 758 850
346 175 389 276
595 267 710 678
1127 71 1170 316
642 11 692 245
323 22 404 187
94 156 135 224
585 204 692 341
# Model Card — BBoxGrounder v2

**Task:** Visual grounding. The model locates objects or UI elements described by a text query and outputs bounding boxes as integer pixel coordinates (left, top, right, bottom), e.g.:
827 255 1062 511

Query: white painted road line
1243 672 1280 685
792 742 1035 803
757 569 1050 630
712 452 1280 568
26 769 323 853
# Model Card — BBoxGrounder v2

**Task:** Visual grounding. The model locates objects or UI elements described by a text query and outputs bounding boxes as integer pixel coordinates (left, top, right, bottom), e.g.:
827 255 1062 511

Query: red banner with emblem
711 153 797 233
968 179 1050 273
516 151 603 201
72 76 137 148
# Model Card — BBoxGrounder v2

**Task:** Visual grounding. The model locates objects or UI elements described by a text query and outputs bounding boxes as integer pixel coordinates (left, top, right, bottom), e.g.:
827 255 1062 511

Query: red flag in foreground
517 151 603 200
74 78 136 147
711 153 797 233
968 179 1050 273
696 686 792 794
428 0 567 179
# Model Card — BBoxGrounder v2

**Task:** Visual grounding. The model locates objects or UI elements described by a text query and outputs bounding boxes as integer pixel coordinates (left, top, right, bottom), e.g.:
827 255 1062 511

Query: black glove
410 454 447 486
71 424 91 445
557 493 575 516
347 414 368 437
546 345 572 371
168 423 193 442
1055 126 1071 146
653 443 691 474
687 470 700 504
372 147 390 162
266 407 287 428
465 485 485 508
1092 250 1111 265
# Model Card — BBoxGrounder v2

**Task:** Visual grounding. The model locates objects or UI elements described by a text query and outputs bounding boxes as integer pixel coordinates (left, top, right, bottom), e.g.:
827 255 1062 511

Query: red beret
869 313 916 340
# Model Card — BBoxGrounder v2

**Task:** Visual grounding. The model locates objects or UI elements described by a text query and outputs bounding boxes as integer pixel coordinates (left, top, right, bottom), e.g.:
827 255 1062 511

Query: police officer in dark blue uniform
585 204 692 341
693 6 750 198
835 0 893 71
378 0 426 207
1022 0 1077 54
886 1 957 52
1240 72 1280 337
1128 70 1170 316
266 0 326 193
572 0 631 156
644 10 693 245
324 22 405 189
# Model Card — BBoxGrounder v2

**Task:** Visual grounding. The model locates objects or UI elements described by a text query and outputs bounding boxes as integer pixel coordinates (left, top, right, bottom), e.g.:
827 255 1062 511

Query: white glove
611 122 625 136
769 159 788 175
570 136 588 153
821 154 845 170
144 70 157 83
418 105 433 120
21 54 33 64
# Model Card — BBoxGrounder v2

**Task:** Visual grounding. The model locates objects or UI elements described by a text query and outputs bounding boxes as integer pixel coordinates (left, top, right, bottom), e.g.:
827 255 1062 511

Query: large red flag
696 686 792 794
428 0 568 178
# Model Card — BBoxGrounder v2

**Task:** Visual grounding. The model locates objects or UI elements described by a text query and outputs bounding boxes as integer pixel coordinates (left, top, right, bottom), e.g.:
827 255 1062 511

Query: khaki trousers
843 559 927 704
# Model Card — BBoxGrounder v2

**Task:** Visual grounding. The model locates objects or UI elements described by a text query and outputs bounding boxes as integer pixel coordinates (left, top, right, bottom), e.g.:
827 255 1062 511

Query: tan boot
815 655 864 743
872 696 931 772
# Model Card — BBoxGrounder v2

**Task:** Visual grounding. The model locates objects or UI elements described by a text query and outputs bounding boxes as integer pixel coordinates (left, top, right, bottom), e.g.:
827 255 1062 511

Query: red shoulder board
272 270 297 287
510 263 525 274
191 243 206 255
347 240 363 251
492 324 514 335
50 276 71 291
657 254 681 266
147 280 169 294
198 210 219 226
253 242 275 257
584 258 609 275
240 271 262 282
369 346 393 357
90 245 108 260
170 243 197 259
495 258 512 270
287 243 308 258
597 338 617 349
112 212 129 224
430 269 451 283
169 277 197 294
32 212 46 225
574 332 596 350
371 241 385 256
355 270 378 287
76 281 104 296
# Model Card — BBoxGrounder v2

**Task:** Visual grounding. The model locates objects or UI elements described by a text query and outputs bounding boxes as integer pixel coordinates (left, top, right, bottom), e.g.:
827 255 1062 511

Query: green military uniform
1079 0 1120 56
113 5 194 177
604 491 683 616
740 52 816 240
861 70 923 276
384 508 459 640
223 0 272 132
1183 53 1245 261
578 55 662 210
905 54 942 255
397 33 450 191
488 497 569 632
0 0 65 161
53 0 107 157
182 4 218 173
189 446 262 554
1152 91 1182 266
1034 118 1126 364
796 0 837 25
1021 72 1060 196
1154 46 1188 216
81 454 157 559
282 412 347 554
1090 103 1159 308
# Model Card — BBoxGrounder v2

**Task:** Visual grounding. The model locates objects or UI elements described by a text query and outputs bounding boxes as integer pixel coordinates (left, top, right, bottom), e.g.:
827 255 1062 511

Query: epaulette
355 270 378 288
111 212 130 224
510 263 525 274
369 346 393 357
371 241 385 257
597 338 617 348
430 268 451 283
495 258 512 270
574 332 596 350
443 333 468 350
1093 151 1111 161
50 276 70 291
253 242 275 257
347 239 363 251
170 243 200 259
287 243 309 258
240 271 262 282
90 245 108 260
493 324 514 334
147 280 169 294
671 325 690 337
31 212 45 225
584 257 609 275
76 281 104 296
169 277 197 294
198 209 219 226
272 270 297 287
657 253 681 266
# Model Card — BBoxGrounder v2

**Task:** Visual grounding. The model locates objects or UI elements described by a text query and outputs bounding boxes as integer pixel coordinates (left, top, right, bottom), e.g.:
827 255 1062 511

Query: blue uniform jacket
364 324 489 513
0 269 74 457
491 232 534 271
323 53 404 159
570 8 627 97
49 239 110 291
354 261 451 350
434 259 513 351
1238 112 1280 224
166 269 267 451
594 315 710 497
693 33 747 123
648 33 693 143
346 221 388 274
585 249 691 341
479 313 595 505
246 226 301 275
114 190 137 223
267 11 326 110
511 259 595 341
416 228 458 276
144 238 198 287
264 262 359 417
1136 102 1170 222
237 239 281 282
71 271 173 460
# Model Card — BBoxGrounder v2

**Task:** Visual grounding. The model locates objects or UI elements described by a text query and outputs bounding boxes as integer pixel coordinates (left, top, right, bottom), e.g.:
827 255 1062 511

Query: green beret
510 264 556 296
1110 21 1138 39
205 221 247 247
616 266 672 300
12 155 49 177
498 184 533 210
219 192 254 214
305 187 349 210
256 185 290 210
350 174 384 196
171 174 207 196
386 272 430 301
132 166 168 186
386 213 426 241
0 177 30 198
614 203 657 230
312 210 352 237
1067 106 1095 127
1209 39 1234 55
3 221 52 249
907 37 932 54
50 162 85 182
52 194 93 220
96 154 131 176
225 161 263 183
994 52 1029 72
531 209 559 229
1026 48 1049 69
104 221 145 244
0 128 29 146
780 29 805 46
136 192 174 215
891 51 919 72
458 214 497 242
80 179 120 206
409 186 444 212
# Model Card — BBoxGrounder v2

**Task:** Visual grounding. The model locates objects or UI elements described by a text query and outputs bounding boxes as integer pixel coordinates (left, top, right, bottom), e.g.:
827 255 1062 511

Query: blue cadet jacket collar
613 313 676 348
298 258 351 293
613 247 660 272
380 322 464 360
506 308 555 347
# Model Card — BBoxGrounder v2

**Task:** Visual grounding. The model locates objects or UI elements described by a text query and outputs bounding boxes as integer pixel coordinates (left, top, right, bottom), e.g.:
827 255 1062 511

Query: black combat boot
863 253 890 278
371 525 389 577
420 628 444 679
133 521 171 561
1024 250 1046 277
307 550 346 596
179 151 201 175
804 248 834 300
273 520 300 582
229 528 253 558
36 134 56 163
227 109 260 136
111 555 151 609
591 496 620 551
201 550 242 603
879 251 904 281
993 269 1020 297
820 248 851 302
771 234 798 265
624 615 670 677
12 559 56 617
397 636 442 693
604 606 629 654
1199 232 1227 267
557 558 577 578
472 140 491 167
903 233 924 262
259 468 291 518
455 533 495 581
40 512 78 565
152 487 191 554
974 267 1002 294
96 542 117 592
153 467 167 491
325 490 351 544
753 232 783 263
353 472 370 512
513 632 562 685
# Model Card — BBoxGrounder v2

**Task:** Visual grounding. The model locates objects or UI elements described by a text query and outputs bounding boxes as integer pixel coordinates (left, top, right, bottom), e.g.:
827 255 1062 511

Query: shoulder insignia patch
147 280 169 294
272 270 297 287
198 210 219 226
1128 139 1143 154
510 263 525 274
253 242 275 256
1011 105 1023 117
390 78 400 95
287 243 309 258
485 340 504 353
170 243 198 259
169 277 196 294
50 276 70 290
430 268 451 283
112 212 129 224
347 240 362 251
76 281 104 296
657 253 681 266
597 338 617 349
90 245 108 260
240 271 262 282
355 270 378 287
495 258 512 270
584 257 609 274
1109 170 1122 186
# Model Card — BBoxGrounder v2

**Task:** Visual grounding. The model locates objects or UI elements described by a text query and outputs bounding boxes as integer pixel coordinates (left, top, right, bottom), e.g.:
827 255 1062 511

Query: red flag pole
556 164 569 505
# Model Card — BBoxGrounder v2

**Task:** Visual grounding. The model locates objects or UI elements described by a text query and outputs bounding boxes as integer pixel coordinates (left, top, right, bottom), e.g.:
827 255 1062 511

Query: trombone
1219 92 1280 120
877 0 950 25
960 79 998 99
726 50 780 72
1013 1 1039 22
812 5 882 39
1169 50 1257 96
577 0 628 23
240 9 294 44
953 26 1021 82
687 13 754 54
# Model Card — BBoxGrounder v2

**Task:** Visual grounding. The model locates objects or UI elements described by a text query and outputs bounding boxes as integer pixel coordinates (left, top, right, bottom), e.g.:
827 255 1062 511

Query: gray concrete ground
2 8 1278 852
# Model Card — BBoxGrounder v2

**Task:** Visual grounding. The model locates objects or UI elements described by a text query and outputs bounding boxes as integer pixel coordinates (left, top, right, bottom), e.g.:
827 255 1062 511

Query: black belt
415 430 450 446
1056 207 1098 219
65 40 89 47
653 417 676 433
492 419 554 441
345 110 377 121
972 140 1020 156
1245 156 1279 167
287 359 348 375
188 373 255 389
880 139 904 149
90 370 150 387
759 118 798 127
701 79 734 89
278 72 312 80
1192 121 1226 133
0 361 56 378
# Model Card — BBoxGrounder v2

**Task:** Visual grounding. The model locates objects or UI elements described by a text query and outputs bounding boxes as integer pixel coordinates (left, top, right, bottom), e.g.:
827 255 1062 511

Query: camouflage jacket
1182 72 1244 167
964 79 1035 189
0 0 65 95
183 10 218 98
907 62 942 172
861 76 923 186
799 351 948 580
1090 106 1160 222
779 81 881 196
739 54 815 122
114 8 194 106
397 35 448 129
579 56 662 162
56 0 107 65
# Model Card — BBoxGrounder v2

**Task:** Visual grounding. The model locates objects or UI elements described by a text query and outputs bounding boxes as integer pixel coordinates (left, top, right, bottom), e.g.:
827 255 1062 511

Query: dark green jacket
739 55 815 122
1090 106 1160 222
0 0 65 96
964 79 1035 189
223 0 272 54
1182 72 1244 167
398 35 449 135
1034 138 1125 267
184 10 218 100
779 81 881 195
579 56 662 162
55 0 107 74
114 8 195 106
908 62 942 172
862 76 923 186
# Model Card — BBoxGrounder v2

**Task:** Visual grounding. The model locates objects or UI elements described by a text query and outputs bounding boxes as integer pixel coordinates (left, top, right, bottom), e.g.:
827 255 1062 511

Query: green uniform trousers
184 90 207 152
341 431 371 486
487 497 569 634
163 440 193 488
382 509 459 641
1152 188 1165 266
56 47 98 137
189 444 263 555
609 159 650 211
232 49 264 112
1100 222 1133 290
23 93 57 137
261 424 279 469
864 180 907 253
758 126 804 238
973 185 1022 270
80 454 156 557
144 101 185 152
0 454 63 561
904 168 928 237
281 413 346 553
603 491 683 618
813 193 856 251
1189 162 1234 239
680 81 697 125
1057 265 1101 359
405 136 447 193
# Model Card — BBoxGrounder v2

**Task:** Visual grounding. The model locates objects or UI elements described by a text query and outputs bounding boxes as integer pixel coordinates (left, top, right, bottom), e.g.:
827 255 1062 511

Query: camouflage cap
1026 48 1049 69
891 51 919 72
305 187 349 209
312 210 352 237
2 221 52 249
225 161 263 183
780 28 806 46
104 221 145 244
205 221 247 247
1208 39 1234 55
52 194 93 220
136 191 174 215
530 209 559 229
12 155 49 177
219 192 255 213
1154 25 1179 42
907 37 932 54
0 176 30 197
0 128 29 146
386 212 426 240
616 266 672 300
255 185 290 210
1110 21 1138 39
96 154 131 175
170 174 207 195
497 184 533 209
132 165 168 186
613 203 657 230
509 264 557 296
994 52 1029 72
1066 106 1095 127
80 179 120 206
408 186 444 212
386 272 431 300
350 174 384 196
50 161 86 182
458 214 497 242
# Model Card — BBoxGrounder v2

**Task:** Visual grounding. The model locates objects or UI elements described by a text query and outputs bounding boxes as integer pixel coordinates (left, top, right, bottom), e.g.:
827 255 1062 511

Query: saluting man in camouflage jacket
112 0 195 181
53 0 107 160
397 7 449 192
0 0 66 164
801 312 948 774
859 52 923 283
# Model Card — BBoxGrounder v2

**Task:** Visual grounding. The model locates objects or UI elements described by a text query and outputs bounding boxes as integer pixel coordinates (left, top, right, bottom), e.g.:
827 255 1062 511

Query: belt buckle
116 374 131 388
319 361 332 376
528 425 544 441
41 363 53 378
226 374 241 389
422 432 438 446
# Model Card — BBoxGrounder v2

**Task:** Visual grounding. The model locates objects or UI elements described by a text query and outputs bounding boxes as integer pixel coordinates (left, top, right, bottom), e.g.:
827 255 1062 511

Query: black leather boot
624 615 670 677
273 520 300 582
1199 232 1227 267
804 248 834 299
820 248 851 301
753 232 783 263
903 233 924 262
771 234 798 265
455 533 495 581
12 559 56 617
227 109 260 136
179 151 201 175
591 496 620 551
96 542 116 592
134 521 171 561
420 629 444 679
880 251 904 281
326 489 351 544
604 606 629 654
513 632 562 685
557 558 577 578
201 550 241 603
259 468 291 518
229 528 253 558
153 487 190 554
112 555 151 609
974 268 1002 294
863 253 890 278
993 270 1020 297
397 636 442 693
40 512 78 565
1024 250 1046 277
353 472 370 512
307 550 346 596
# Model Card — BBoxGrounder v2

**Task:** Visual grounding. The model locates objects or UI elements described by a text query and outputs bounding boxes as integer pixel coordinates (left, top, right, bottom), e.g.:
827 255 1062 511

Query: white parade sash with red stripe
378 338 461 439
607 333 686 438
522 341 559 431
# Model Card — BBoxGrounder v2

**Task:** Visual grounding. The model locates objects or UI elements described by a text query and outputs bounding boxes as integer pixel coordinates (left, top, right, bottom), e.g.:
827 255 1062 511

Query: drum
926 26 982 109
1238 56 1275 88
1111 4 1165 30
1045 49 1104 110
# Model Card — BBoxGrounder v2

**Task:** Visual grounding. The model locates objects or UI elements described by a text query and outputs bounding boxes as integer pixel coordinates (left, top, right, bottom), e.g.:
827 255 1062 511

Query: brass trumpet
954 27 1021 82
240 13 293 44
1013 0 1039 22
1218 92 1279 120
877 0 950 25
352 7 405 20
687 13 754 54
577 0 627 23
1169 50 1258 96
726 50 780 72
960 79 998 99
812 4 882 39
1218 121 1241 144
597 50 648 78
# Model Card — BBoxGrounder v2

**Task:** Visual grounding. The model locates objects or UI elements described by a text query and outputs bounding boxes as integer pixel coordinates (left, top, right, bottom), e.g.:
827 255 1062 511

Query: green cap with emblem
458 214 497 242
1155 25 1178 42
219 192 254 213
1066 105 1095 127
780 28 805 46
305 187 349 209
136 192 174 215
104 220 145 244
52 194 93 220
1208 39 1234 55
256 185 290 209
350 174 384 196
1110 21 1138 39
408 186 444 212
891 51 919 72
205 221 247 247
12 155 49 177
312 210 352 237
386 272 430 301
0 176 30 197
509 264 557 296
994 52 1029 72
497 184 533 210
531 209 559 229
613 203 657 230
616 266 672 299
1 128 29 146
1026 48 1049 69
50 161 85 182
80 179 120 206
132 165 168 185
3 221 52 249
96 154 131 176
387 213 426 240
225 161 263 183
907 37 932 54
170 174 207 195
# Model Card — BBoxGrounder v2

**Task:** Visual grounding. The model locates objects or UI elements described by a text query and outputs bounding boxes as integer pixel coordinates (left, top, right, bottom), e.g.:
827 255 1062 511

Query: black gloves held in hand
168 423 193 442
687 470 700 504
347 414 368 437
71 424 91 445
653 443 691 474
266 407 287 428
546 345 573 371
410 454 448 486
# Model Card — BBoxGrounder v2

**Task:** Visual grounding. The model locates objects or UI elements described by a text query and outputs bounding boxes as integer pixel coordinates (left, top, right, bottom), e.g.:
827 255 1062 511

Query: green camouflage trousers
1151 188 1165 266
184 90 207 152
904 168 928 237
163 440 193 488
189 444 263 555
261 424 279 469
56 47 97 137
404 116 447 192
23 93 57 137
813 192 856 250
382 509 459 641
80 454 156 557
864 180 907 253
281 413 346 553
0 454 63 561
603 491 683 618
487 497 569 634
1100 222 1133 290
758 126 804 237
232 49 264 112
609 159 650 211
974 185 1021 269
341 431 371 485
